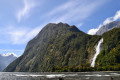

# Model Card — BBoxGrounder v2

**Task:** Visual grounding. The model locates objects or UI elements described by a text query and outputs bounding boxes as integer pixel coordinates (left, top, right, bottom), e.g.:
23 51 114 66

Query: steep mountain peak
1 53 18 57
46 22 68 26
57 22 71 26
33 22 82 42
5 22 101 72
96 21 120 35
43 22 81 33
23 22 83 56
45 22 72 28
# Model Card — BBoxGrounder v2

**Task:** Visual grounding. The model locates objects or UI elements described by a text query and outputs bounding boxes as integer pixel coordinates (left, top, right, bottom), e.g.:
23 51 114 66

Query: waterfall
91 38 103 67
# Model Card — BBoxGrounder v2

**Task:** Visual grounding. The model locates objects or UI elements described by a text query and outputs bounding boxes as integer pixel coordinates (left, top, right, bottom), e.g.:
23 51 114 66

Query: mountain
0 53 17 71
96 21 120 35
4 22 101 72
5 22 120 72
95 28 120 68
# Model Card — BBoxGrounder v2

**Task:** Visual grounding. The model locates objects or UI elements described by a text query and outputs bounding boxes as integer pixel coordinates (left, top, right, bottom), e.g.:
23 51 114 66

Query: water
0 72 120 80
91 38 103 67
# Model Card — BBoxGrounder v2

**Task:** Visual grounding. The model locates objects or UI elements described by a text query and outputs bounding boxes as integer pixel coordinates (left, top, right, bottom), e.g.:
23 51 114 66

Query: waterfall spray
91 38 103 67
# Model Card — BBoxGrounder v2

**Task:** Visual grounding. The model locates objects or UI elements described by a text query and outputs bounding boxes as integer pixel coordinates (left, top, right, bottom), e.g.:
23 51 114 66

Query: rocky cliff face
96 21 120 35
4 23 100 72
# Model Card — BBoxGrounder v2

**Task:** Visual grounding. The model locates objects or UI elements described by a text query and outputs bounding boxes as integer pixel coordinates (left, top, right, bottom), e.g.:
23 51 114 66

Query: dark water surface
0 72 120 80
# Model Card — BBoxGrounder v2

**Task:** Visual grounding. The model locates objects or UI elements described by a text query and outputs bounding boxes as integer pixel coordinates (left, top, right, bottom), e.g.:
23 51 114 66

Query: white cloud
8 30 26 44
103 17 113 25
47 0 80 17
0 0 109 44
88 10 120 35
16 0 35 22
88 28 99 35
113 10 120 20
88 25 102 35
7 26 42 44
0 23 44 45
43 0 108 24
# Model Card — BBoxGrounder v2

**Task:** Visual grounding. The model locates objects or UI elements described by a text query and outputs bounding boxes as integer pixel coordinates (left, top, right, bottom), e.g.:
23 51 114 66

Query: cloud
88 24 103 35
7 26 42 44
88 10 120 35
16 0 35 22
103 17 113 25
102 11 120 25
88 28 99 35
113 10 120 20
13 0 108 41
0 22 45 45
0 25 42 44
43 0 108 24
0 0 109 44
11 0 108 43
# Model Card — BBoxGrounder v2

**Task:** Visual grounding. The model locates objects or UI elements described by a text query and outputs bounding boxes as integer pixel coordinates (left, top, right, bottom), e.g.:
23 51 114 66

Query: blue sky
0 0 120 56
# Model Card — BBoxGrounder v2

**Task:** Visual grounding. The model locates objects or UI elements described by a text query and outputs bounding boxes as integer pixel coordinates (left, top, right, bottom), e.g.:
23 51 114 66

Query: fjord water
91 38 103 67
1 72 120 80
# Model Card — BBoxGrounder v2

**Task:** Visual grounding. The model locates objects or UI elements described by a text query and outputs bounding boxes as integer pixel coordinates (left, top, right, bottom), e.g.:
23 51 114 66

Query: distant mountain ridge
0 53 17 71
96 21 120 35
1 53 17 57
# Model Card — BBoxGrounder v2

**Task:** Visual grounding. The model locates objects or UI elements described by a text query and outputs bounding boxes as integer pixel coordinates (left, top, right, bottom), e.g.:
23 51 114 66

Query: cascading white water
91 38 103 67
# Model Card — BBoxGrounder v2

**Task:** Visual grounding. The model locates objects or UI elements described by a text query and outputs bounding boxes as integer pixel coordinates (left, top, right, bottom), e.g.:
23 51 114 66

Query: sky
0 0 120 56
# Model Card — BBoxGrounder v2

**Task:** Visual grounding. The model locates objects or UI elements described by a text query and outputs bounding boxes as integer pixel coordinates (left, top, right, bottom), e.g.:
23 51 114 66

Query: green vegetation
96 28 120 68
4 23 120 72
51 65 120 72
4 23 100 72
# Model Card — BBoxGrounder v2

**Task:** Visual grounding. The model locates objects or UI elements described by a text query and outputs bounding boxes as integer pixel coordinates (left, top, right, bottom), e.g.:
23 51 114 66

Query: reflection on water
0 72 120 80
